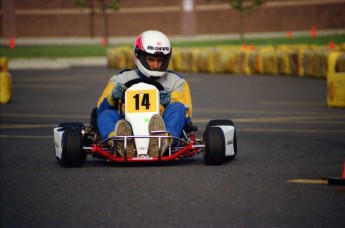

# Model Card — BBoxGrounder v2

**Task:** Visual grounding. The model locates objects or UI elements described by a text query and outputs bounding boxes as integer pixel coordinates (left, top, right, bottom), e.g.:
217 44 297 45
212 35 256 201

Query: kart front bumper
85 142 203 163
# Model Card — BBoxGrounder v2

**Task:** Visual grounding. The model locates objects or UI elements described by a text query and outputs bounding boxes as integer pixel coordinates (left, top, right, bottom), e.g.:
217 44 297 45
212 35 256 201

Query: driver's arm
97 71 135 114
171 81 193 118
97 80 116 114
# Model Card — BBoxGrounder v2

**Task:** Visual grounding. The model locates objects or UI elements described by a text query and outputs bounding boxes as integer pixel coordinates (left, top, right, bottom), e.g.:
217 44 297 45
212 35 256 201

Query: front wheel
204 126 226 165
60 128 86 167
206 119 237 160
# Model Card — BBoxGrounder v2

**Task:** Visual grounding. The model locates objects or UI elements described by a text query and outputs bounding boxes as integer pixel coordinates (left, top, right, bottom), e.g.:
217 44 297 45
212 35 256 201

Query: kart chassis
54 80 237 166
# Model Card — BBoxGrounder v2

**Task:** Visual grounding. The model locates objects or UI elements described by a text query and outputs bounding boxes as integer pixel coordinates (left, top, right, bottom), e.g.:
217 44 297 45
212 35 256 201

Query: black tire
206 119 237 160
204 126 226 165
60 128 86 167
58 122 85 129
206 119 235 128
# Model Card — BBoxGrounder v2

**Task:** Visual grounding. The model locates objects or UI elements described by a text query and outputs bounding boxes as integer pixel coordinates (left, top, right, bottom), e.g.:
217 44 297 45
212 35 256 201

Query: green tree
230 0 265 43
72 0 121 45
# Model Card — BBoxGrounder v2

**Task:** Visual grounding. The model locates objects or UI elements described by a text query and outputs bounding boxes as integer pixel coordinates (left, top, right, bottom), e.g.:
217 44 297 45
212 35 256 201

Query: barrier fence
107 44 345 107
0 57 12 104
107 44 345 78
327 52 345 107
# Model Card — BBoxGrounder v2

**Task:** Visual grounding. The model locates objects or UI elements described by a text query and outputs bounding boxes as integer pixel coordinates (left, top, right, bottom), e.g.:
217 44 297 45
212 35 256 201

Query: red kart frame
85 133 204 163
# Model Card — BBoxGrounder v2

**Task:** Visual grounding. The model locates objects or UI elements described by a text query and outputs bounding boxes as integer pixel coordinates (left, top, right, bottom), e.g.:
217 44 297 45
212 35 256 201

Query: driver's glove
159 90 171 106
112 83 128 99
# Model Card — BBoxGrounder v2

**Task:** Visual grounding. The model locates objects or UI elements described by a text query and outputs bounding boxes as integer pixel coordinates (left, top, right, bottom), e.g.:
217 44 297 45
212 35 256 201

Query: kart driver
96 30 192 157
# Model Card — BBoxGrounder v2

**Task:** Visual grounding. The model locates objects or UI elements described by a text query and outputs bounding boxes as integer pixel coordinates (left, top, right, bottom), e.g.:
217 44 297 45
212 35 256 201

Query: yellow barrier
196 48 209 73
0 57 12 104
340 43 345 52
302 49 327 78
261 47 277 75
185 48 201 73
276 49 298 76
335 53 345 72
327 52 345 107
170 48 181 71
106 45 344 79
0 72 12 104
248 50 258 74
276 45 303 76
0 57 9 72
217 48 236 73
232 50 247 75
107 46 133 69
212 48 225 73
296 46 308 77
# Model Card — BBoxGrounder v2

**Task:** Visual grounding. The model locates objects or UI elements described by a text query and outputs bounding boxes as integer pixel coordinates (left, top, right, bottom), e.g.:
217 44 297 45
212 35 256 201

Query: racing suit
96 69 193 143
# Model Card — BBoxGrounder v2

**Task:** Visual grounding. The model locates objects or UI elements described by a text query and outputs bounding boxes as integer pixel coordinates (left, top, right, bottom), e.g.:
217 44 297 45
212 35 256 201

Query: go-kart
53 78 237 167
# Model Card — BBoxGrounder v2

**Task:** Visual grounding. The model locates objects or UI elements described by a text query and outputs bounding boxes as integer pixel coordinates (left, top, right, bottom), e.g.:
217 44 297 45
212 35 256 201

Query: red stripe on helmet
135 34 145 51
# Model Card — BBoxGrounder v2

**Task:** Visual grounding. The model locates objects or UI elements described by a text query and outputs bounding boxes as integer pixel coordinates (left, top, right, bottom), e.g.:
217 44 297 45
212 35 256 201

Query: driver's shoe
148 114 169 157
114 119 136 157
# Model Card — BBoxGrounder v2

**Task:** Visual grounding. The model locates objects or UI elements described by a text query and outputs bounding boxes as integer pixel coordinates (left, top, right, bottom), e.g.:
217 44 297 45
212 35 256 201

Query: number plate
126 89 158 113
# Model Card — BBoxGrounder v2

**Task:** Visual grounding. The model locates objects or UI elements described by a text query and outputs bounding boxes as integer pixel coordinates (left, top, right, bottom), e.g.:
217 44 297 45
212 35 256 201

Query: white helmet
134 30 172 78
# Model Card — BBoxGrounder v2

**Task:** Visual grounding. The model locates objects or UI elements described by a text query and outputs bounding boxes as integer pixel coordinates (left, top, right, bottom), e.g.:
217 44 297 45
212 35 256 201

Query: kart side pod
54 127 63 160
217 125 236 157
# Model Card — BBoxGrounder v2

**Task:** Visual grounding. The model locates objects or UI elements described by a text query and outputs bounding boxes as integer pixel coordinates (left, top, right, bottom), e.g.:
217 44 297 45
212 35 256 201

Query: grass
175 34 345 47
0 45 108 59
1 34 344 59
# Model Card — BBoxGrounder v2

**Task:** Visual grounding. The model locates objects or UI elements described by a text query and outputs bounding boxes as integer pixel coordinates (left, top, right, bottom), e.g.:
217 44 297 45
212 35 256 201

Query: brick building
1 0 345 38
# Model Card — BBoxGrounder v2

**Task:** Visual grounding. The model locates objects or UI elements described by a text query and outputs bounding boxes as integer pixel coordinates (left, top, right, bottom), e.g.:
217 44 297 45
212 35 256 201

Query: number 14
133 93 150 110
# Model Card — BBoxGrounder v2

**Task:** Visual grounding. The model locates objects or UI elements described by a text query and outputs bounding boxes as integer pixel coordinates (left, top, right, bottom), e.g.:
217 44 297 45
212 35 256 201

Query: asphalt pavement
1 66 345 227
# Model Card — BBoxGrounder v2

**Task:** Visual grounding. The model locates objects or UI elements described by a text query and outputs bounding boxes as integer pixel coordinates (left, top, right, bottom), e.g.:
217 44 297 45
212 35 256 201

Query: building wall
1 0 345 38
196 1 345 34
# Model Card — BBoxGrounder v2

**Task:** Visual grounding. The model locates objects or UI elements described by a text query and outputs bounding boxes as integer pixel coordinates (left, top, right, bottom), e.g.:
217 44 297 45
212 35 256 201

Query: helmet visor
136 47 171 72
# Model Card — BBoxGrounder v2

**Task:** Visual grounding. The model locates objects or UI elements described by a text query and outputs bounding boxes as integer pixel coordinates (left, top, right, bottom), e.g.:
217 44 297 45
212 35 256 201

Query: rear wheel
204 126 225 165
60 128 86 167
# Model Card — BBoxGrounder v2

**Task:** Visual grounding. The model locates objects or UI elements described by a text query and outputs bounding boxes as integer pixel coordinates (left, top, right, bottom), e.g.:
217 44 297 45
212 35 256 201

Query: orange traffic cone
329 41 335 50
287 30 292 38
324 159 345 186
101 37 107 46
9 36 15 49
311 26 317 38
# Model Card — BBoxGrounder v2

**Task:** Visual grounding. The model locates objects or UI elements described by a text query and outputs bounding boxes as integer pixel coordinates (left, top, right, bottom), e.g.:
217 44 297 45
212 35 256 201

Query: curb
9 57 106 70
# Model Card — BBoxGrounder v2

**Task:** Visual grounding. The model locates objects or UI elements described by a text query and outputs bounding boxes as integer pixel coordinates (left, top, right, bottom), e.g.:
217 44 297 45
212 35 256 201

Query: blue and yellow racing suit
96 69 193 142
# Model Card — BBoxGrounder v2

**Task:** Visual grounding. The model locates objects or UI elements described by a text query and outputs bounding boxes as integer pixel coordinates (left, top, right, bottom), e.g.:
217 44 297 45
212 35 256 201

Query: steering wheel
124 77 164 91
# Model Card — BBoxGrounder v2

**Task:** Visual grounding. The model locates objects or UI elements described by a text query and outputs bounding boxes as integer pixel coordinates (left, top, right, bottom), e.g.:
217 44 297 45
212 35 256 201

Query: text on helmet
147 46 170 51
